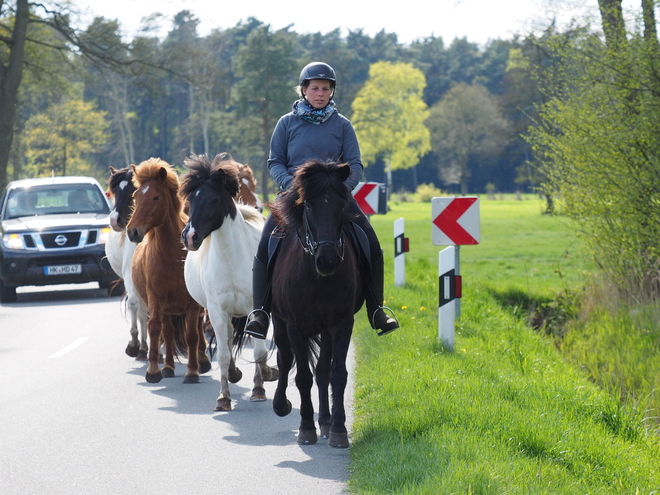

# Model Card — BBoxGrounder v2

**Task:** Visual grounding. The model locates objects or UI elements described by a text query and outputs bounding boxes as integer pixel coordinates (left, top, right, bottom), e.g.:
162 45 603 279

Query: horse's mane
132 157 183 213
270 160 352 231
106 166 132 197
238 203 265 228
180 153 242 220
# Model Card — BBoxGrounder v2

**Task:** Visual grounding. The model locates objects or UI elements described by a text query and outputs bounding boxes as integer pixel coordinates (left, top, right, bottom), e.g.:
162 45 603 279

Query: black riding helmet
299 62 337 98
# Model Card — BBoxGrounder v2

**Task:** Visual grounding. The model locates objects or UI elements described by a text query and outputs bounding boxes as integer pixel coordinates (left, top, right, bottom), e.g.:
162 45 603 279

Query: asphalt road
0 284 353 495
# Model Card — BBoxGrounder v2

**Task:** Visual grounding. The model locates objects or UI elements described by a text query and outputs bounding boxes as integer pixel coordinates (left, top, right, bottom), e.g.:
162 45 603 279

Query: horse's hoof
199 359 212 375
228 367 242 384
328 432 350 448
320 424 330 439
145 371 163 383
250 386 267 401
214 397 232 411
161 367 175 378
125 343 139 358
297 429 318 445
136 350 148 361
274 399 292 417
262 366 279 382
183 373 200 384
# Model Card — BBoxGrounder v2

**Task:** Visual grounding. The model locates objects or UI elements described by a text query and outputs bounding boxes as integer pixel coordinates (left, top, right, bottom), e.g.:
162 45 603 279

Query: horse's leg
328 327 353 448
250 336 278 402
196 313 212 375
145 313 164 383
160 316 176 378
316 331 332 439
125 291 140 358
136 299 149 361
183 308 202 384
212 313 234 411
293 338 317 445
272 318 293 418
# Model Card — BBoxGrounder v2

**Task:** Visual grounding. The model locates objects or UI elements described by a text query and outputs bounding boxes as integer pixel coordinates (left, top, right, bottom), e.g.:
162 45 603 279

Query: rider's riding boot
366 253 399 336
245 257 270 340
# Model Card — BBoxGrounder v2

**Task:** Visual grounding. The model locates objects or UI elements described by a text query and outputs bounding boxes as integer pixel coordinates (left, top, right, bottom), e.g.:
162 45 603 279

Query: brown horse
126 157 211 383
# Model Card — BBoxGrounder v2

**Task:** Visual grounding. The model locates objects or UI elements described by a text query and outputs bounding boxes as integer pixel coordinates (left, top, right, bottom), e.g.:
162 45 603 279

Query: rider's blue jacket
267 105 364 191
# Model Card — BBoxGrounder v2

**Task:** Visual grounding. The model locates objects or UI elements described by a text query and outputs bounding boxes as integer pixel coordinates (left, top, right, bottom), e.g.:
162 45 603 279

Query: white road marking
49 337 90 358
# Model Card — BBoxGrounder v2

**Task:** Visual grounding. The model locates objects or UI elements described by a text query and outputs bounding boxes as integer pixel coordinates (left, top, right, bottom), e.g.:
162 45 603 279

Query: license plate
45 264 82 275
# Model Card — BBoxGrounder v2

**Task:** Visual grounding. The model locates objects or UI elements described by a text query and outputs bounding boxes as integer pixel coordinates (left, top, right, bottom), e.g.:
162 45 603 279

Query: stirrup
245 309 269 340
371 306 399 336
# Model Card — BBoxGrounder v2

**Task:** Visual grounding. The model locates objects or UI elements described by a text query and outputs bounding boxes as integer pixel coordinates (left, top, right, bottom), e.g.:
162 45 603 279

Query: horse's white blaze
119 180 129 190
141 185 150 194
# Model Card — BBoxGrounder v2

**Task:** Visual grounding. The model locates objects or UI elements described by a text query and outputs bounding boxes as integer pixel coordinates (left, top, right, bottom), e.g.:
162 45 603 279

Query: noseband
297 201 345 259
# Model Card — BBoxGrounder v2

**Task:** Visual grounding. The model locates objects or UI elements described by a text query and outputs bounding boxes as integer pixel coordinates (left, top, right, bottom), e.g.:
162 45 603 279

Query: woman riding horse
244 61 399 339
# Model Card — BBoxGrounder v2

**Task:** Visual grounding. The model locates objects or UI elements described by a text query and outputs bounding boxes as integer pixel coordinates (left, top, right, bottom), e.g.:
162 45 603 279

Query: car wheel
0 279 17 303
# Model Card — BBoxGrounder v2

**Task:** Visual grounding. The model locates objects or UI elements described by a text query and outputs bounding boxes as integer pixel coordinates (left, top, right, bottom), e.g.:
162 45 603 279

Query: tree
1 1 131 190
351 61 431 195
23 98 109 178
426 82 508 194
527 4 660 299
231 24 298 201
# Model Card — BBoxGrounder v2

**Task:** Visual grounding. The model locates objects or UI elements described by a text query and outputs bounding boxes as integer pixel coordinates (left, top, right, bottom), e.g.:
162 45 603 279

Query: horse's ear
158 166 168 182
337 163 351 183
109 166 117 174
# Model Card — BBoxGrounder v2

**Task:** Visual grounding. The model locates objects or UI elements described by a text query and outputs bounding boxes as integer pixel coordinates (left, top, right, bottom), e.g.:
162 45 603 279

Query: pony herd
105 153 361 448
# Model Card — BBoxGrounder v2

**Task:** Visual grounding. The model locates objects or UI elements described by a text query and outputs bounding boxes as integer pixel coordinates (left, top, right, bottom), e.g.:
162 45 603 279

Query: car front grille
40 232 82 248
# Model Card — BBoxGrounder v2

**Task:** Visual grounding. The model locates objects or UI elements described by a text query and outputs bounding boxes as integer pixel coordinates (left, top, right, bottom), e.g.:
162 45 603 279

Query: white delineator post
393 217 408 287
438 246 462 351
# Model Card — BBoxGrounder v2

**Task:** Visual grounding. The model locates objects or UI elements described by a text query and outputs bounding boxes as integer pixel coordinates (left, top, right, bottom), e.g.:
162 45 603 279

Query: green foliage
23 98 109 178
527 29 660 300
426 82 510 194
352 61 431 172
415 183 444 202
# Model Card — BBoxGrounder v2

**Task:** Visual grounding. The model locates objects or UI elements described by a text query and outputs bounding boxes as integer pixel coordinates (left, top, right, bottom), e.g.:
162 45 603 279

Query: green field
348 196 660 494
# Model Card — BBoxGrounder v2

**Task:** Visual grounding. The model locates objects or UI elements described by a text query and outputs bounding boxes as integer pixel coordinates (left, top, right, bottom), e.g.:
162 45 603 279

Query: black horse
269 159 363 448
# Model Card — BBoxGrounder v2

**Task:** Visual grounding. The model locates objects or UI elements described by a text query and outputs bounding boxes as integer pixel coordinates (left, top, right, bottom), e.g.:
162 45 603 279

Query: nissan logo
54 234 68 246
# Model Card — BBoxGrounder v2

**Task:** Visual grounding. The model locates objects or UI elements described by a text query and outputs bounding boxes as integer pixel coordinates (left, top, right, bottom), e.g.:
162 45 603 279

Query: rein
297 201 345 259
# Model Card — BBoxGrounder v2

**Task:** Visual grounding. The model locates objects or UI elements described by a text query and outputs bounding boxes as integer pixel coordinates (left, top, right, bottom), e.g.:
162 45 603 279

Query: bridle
297 200 345 260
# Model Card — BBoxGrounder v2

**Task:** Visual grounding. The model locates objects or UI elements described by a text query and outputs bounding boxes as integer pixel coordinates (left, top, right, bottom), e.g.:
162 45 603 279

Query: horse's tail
170 314 189 358
232 316 247 357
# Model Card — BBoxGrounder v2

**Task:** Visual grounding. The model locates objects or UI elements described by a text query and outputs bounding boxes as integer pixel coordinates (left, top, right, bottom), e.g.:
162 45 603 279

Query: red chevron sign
432 197 480 246
353 182 379 215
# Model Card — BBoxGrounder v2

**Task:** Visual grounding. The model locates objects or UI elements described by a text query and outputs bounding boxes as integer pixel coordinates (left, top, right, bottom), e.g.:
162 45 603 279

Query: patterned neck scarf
292 98 337 125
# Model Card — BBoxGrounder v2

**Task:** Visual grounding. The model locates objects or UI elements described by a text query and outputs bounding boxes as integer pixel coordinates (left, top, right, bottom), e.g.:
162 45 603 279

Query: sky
69 0 642 47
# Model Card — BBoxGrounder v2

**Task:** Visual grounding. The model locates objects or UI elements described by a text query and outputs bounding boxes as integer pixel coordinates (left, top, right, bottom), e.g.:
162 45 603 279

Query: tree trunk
641 0 659 51
597 0 627 51
0 0 29 191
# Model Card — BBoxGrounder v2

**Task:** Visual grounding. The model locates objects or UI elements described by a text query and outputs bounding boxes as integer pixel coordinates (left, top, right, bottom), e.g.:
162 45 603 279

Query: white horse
180 153 278 411
105 166 149 360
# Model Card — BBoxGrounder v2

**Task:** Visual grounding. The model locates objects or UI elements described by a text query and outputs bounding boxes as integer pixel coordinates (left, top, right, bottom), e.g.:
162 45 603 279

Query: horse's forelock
293 160 351 202
180 154 212 198
133 158 179 192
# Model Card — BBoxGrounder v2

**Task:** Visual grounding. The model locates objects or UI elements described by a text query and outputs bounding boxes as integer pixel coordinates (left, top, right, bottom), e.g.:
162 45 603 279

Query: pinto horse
105 166 149 360
180 153 278 411
268 160 363 448
237 162 263 212
126 158 211 383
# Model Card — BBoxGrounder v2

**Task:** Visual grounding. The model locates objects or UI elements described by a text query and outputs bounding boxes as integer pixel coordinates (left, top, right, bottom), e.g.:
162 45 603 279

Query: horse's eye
153 196 160 201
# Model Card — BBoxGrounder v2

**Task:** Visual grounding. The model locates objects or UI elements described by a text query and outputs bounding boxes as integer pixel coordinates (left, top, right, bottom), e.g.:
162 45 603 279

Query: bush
415 183 445 202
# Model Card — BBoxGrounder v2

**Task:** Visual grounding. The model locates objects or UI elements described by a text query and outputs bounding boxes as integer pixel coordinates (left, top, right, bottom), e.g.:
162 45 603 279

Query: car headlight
3 233 26 250
98 227 111 244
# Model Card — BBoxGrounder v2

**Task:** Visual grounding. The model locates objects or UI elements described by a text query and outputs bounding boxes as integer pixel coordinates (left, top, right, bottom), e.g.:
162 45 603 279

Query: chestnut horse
126 158 211 383
269 160 363 448
180 153 278 411
105 166 149 360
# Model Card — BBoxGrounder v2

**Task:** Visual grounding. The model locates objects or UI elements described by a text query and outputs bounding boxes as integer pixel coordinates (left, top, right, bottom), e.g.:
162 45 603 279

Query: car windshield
3 184 110 219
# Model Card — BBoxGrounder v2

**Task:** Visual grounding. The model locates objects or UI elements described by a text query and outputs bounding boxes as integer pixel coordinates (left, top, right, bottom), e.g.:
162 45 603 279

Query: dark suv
0 176 120 303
